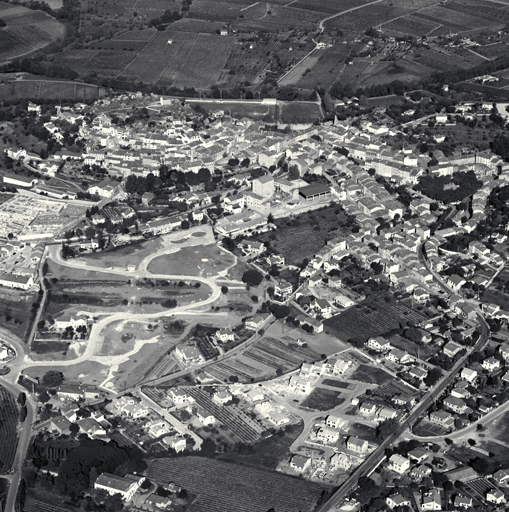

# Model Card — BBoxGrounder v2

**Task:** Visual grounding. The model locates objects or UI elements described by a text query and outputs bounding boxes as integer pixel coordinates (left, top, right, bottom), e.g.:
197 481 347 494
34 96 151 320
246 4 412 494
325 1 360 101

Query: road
318 242 491 511
1 378 35 512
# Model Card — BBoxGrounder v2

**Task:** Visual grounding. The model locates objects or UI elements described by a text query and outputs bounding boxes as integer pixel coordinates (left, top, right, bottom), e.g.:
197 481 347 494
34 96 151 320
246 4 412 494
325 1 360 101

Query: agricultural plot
296 46 350 90
417 4 502 30
412 420 447 437
23 497 73 512
268 5 324 25
292 0 370 14
466 478 493 499
5 24 55 48
147 457 328 512
0 386 19 473
0 30 33 62
114 28 157 41
280 101 323 123
325 5 412 31
233 11 316 31
382 14 440 37
207 337 320 382
365 94 408 109
186 388 263 443
81 51 137 77
92 39 148 51
188 0 244 21
324 295 429 343
172 34 234 89
120 31 193 83
0 80 101 101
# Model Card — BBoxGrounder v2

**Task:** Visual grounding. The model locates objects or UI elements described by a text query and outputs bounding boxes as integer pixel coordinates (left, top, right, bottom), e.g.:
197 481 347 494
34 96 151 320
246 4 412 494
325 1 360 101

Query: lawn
279 102 323 123
482 289 509 311
77 237 164 269
348 364 392 385
301 388 345 411
146 457 329 512
349 422 378 443
187 100 277 122
247 204 349 266
23 360 109 387
148 244 235 277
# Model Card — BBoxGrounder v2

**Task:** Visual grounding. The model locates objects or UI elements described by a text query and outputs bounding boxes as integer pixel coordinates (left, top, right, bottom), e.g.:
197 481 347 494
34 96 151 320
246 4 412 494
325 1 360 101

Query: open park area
147 244 235 278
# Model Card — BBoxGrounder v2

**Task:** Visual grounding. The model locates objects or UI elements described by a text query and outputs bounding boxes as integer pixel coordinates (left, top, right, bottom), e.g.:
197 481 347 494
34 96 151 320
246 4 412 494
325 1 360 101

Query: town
1 82 509 512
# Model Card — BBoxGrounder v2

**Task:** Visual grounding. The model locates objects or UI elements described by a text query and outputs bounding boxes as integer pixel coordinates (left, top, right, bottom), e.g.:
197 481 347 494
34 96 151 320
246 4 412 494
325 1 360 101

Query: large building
94 473 145 501
252 175 275 198
299 183 331 201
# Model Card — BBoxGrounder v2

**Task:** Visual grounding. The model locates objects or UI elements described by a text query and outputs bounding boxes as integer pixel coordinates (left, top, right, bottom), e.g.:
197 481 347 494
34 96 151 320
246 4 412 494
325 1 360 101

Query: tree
69 423 80 437
424 368 442 387
267 213 274 224
221 286 229 295
17 392 26 406
181 220 190 230
42 370 64 387
376 418 398 440
242 269 263 286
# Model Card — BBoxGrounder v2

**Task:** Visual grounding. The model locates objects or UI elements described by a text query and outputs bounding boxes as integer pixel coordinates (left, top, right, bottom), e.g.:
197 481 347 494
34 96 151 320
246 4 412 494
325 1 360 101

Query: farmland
246 204 350 266
205 336 320 383
0 386 19 473
0 80 102 101
0 2 64 63
324 294 430 343
0 292 36 340
146 457 329 512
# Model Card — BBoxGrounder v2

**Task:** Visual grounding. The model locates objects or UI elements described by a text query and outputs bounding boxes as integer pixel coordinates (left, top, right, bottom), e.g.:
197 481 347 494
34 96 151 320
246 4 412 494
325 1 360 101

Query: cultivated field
0 2 64 63
324 294 429 342
0 386 18 473
146 457 329 512
0 80 102 101
206 336 320 383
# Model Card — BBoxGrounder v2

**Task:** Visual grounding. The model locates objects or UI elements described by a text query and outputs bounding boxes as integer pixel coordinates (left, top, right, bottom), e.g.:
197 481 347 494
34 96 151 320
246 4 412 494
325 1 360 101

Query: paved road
1 378 35 512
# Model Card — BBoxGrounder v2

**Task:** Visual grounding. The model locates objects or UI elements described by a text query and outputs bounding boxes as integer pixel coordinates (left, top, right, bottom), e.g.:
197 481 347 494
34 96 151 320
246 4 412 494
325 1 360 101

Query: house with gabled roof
290 454 311 472
386 493 411 509
487 488 505 504
422 489 442 510
454 495 472 509
346 436 368 454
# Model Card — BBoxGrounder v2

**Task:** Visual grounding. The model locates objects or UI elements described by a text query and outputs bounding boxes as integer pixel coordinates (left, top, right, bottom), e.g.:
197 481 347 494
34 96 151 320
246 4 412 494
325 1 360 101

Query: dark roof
299 183 330 197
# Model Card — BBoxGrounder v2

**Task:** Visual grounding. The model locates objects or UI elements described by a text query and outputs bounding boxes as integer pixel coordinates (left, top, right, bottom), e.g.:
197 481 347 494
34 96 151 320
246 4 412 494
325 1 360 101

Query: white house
94 473 145 502
388 454 410 474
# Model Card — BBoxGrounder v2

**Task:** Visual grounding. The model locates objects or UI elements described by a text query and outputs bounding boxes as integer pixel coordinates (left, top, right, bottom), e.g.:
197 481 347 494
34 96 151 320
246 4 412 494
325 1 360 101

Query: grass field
301 388 345 411
348 364 392 385
321 379 352 389
324 294 429 343
147 244 235 277
247 204 348 266
280 102 323 123
23 360 109 386
146 457 329 512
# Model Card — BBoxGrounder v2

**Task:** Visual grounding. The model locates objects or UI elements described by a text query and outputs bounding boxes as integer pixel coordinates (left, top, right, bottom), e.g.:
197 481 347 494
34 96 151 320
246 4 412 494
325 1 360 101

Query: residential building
429 410 455 429
366 336 391 352
388 454 410 474
454 495 472 509
487 489 505 505
482 356 501 372
325 415 346 430
386 494 411 509
346 436 369 454
94 473 145 502
443 341 463 358
316 427 340 444
290 454 311 472
422 489 442 510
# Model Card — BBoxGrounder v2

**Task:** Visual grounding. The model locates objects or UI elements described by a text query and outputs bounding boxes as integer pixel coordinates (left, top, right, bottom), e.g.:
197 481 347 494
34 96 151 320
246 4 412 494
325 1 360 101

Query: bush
242 269 263 286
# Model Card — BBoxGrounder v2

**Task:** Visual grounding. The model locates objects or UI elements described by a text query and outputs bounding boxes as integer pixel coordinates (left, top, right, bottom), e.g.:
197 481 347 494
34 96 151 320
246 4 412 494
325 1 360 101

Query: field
247 205 349 266
324 294 429 343
300 388 345 411
147 244 235 278
0 2 64 63
348 364 392 386
219 423 303 469
146 457 329 512
205 336 320 383
321 379 352 389
23 496 73 512
0 386 19 473
0 292 36 341
280 101 323 123
0 80 102 101
23 360 109 386
412 419 447 437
